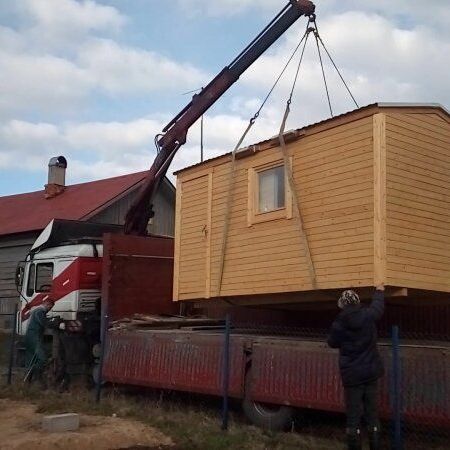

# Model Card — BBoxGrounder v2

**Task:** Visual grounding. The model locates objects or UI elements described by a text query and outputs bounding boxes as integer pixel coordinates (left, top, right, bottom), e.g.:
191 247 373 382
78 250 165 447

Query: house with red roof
0 156 175 329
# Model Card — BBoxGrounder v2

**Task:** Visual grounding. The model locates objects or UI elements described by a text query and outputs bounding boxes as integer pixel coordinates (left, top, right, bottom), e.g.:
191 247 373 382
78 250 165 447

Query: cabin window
248 158 292 226
35 263 54 293
26 264 36 297
258 165 285 213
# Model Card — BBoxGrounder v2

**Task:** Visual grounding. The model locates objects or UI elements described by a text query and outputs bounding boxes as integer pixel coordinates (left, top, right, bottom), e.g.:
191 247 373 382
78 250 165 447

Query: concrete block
42 413 80 433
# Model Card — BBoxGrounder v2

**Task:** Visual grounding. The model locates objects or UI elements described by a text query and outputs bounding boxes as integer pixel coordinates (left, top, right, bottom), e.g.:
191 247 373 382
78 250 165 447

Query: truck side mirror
15 263 24 289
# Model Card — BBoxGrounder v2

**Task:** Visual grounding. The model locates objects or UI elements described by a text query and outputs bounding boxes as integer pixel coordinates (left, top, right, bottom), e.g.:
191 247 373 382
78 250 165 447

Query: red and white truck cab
16 219 120 336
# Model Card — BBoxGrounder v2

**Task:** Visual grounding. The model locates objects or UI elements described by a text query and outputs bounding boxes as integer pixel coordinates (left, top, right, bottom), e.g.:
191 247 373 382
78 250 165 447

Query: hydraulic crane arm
124 0 315 235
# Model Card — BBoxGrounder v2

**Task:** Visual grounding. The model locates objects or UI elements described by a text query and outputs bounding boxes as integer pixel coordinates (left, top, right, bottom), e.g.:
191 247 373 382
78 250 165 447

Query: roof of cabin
174 102 449 175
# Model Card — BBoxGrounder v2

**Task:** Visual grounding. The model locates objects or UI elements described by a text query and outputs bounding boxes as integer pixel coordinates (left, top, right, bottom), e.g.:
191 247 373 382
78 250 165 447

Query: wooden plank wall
175 116 375 300
385 111 450 292
0 233 36 329
177 174 210 299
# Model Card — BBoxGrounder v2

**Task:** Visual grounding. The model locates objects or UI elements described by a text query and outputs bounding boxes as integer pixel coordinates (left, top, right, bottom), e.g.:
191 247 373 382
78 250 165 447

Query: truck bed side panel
250 341 449 426
102 234 178 321
103 330 246 397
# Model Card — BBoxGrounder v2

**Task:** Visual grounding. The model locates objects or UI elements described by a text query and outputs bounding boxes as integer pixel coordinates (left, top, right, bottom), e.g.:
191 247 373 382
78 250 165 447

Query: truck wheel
242 370 295 431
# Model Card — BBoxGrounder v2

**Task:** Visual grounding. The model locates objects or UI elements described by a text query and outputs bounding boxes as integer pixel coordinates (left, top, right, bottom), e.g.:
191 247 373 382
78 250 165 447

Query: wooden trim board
205 172 213 298
173 177 183 301
373 113 387 286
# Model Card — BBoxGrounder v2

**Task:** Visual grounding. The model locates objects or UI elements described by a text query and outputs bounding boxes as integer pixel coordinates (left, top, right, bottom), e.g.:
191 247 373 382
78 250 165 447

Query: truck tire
242 370 296 431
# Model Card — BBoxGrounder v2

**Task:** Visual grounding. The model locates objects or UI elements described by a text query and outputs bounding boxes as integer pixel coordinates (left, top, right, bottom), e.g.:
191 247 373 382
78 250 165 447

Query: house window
258 165 285 213
248 158 293 226
35 263 54 292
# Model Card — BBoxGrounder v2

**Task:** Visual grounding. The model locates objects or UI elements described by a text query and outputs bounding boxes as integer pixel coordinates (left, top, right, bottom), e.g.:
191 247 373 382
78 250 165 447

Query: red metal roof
0 171 149 237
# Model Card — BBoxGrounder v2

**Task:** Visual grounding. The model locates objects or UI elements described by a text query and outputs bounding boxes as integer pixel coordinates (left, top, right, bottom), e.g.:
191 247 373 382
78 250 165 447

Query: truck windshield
26 262 54 296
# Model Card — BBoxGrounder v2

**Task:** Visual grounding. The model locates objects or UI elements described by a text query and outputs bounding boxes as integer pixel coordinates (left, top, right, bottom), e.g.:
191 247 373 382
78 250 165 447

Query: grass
0 329 346 449
0 382 346 450
1 339 447 449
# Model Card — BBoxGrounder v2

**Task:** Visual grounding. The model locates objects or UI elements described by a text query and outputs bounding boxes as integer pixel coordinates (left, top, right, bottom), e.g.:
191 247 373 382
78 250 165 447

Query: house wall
148 180 176 236
0 232 37 330
90 179 175 237
385 110 450 292
175 115 375 301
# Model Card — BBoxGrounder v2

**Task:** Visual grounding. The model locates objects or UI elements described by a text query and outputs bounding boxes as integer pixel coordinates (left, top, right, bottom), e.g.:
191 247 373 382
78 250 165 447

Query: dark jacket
26 305 48 336
327 290 384 387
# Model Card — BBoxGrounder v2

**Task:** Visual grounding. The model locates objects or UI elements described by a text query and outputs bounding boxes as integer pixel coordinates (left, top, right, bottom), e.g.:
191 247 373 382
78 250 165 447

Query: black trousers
344 379 379 433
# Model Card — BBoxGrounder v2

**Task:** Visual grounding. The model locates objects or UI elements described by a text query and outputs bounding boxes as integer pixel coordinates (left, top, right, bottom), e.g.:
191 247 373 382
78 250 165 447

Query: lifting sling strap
216 16 359 296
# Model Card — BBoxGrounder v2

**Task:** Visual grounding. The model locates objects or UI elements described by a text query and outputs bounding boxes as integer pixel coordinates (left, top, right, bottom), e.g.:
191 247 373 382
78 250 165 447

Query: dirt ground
0 399 173 450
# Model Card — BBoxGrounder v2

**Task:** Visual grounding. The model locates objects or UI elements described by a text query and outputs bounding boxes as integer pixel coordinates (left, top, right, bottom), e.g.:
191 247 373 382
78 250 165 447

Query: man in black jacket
328 286 385 450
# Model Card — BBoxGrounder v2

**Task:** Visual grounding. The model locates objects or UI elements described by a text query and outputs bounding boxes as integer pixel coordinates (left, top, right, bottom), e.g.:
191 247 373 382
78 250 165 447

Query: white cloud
0 36 209 115
19 0 126 35
77 39 209 95
237 10 449 120
64 118 161 155
175 0 280 17
320 0 450 35
176 0 450 35
0 0 209 117
1 120 60 149
0 51 94 114
0 111 269 185
0 120 62 171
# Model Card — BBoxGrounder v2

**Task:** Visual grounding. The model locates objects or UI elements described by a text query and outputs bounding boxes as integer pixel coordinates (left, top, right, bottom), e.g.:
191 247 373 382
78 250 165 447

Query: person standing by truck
24 299 55 388
327 286 385 450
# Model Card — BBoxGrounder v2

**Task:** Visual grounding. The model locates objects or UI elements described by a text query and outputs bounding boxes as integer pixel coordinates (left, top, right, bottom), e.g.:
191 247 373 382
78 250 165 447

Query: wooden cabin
173 103 450 306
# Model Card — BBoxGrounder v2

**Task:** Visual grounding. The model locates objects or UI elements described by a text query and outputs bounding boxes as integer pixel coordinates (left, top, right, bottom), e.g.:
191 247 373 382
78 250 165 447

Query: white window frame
247 158 293 226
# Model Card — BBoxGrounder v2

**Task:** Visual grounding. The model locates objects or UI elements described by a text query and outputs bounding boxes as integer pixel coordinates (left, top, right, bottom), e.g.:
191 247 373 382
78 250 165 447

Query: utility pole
200 113 204 162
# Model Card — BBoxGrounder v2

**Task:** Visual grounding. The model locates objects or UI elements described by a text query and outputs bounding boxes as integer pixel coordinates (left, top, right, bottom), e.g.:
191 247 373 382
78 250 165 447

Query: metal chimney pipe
45 156 67 199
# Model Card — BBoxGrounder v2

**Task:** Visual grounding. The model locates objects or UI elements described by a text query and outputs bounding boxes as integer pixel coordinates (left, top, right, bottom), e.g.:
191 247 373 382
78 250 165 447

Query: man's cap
338 290 360 309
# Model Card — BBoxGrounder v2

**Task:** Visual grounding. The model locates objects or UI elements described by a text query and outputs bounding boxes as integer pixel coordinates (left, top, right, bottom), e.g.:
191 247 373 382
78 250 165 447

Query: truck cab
17 243 102 336
15 219 120 336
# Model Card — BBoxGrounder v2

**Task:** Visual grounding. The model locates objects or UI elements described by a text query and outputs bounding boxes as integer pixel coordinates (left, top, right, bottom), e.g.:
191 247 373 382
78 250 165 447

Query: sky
0 0 449 195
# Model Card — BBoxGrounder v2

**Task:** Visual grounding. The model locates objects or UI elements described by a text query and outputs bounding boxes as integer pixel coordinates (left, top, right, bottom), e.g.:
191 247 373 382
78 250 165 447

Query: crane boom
124 0 315 235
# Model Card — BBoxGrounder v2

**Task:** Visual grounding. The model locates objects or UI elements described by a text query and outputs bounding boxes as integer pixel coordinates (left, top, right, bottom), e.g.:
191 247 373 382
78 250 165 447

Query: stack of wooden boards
110 313 224 331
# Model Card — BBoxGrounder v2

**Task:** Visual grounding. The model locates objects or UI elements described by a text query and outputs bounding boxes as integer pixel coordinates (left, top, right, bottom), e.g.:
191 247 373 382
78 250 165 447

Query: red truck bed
103 328 450 427
101 234 450 428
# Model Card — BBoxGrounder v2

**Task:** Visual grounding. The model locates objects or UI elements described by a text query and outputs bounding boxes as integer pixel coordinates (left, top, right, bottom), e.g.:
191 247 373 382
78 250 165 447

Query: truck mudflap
102 330 246 397
248 339 450 427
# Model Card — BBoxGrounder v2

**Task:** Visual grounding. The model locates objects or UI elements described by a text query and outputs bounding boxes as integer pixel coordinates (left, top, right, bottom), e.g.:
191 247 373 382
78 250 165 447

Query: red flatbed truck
100 233 450 430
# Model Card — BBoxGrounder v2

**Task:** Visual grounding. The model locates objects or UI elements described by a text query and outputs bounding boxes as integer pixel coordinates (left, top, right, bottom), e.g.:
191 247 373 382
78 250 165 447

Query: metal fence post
221 313 231 430
7 304 18 385
95 312 108 403
391 325 403 450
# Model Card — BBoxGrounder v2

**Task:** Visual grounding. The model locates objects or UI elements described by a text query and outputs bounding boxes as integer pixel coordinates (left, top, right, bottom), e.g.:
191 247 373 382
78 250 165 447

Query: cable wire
288 28 311 103
314 30 333 117
313 18 358 109
252 22 310 120
316 34 359 108
217 23 312 298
